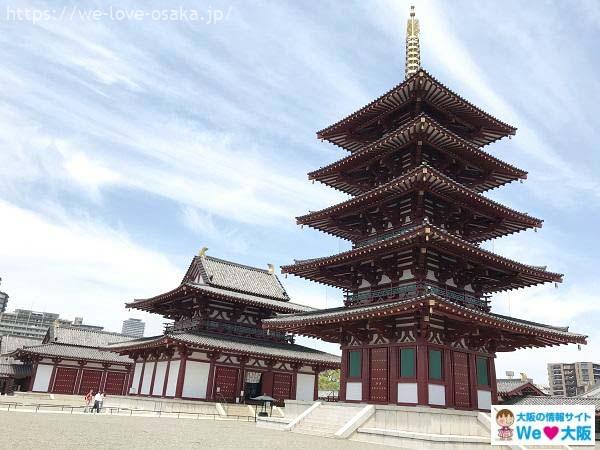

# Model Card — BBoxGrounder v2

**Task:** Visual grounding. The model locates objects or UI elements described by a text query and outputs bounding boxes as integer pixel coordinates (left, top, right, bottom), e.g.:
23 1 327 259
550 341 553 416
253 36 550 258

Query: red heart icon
543 426 559 440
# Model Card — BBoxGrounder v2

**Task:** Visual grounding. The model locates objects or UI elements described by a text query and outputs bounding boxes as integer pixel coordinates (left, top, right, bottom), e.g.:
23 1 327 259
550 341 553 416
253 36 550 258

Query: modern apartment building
548 362 600 397
0 309 101 339
0 278 8 313
121 318 145 338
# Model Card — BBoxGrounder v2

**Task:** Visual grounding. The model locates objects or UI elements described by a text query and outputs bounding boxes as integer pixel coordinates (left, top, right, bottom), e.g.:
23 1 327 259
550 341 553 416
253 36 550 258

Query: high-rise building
548 362 600 397
0 278 8 313
121 318 145 338
0 309 102 339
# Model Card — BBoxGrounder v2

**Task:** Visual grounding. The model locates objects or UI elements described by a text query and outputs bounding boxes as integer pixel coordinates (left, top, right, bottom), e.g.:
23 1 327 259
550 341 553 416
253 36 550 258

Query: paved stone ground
0 411 391 450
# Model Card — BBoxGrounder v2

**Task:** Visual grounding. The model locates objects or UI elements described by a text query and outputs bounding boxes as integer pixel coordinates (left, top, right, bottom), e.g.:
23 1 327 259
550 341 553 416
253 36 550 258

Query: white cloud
0 199 181 336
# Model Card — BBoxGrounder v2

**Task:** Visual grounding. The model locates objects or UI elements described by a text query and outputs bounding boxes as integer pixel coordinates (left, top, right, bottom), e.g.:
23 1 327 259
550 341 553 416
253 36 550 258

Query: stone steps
292 404 362 437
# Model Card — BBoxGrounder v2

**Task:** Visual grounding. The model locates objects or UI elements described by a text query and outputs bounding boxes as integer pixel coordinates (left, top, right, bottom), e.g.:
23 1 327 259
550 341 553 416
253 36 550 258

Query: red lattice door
104 372 127 395
78 369 103 394
53 367 78 394
453 352 471 408
272 373 292 401
214 366 239 402
369 347 388 403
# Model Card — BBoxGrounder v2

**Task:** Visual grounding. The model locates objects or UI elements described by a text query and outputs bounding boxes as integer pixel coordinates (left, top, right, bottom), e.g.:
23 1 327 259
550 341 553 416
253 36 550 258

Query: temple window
399 347 416 378
476 356 489 386
348 350 362 378
428 349 443 380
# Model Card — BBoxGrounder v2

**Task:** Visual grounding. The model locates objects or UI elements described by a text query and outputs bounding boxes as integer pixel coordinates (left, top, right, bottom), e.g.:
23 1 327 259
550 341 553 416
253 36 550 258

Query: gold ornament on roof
405 5 421 79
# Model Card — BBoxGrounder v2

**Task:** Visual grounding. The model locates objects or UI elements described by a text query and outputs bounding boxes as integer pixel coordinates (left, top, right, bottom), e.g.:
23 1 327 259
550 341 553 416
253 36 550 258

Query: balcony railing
344 282 490 311
354 224 416 248
164 319 293 343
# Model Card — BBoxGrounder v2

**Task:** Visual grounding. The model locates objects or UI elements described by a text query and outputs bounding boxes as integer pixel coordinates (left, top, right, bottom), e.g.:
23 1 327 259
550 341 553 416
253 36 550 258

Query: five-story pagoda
263 7 586 410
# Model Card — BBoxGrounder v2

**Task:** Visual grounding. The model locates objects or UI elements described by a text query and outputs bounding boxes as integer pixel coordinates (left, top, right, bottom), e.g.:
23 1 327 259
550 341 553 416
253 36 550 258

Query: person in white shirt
92 392 103 414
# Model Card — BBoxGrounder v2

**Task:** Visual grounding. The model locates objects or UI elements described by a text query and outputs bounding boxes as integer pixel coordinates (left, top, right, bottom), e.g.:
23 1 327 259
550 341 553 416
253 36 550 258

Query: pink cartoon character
496 408 515 440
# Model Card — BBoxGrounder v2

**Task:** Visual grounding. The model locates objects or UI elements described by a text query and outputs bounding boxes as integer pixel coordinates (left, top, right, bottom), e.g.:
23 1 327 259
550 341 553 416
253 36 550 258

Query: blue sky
0 0 598 384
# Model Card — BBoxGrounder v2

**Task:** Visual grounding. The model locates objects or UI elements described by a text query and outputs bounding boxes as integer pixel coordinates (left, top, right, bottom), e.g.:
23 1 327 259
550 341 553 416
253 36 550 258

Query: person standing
99 392 106 412
92 391 102 414
84 390 93 413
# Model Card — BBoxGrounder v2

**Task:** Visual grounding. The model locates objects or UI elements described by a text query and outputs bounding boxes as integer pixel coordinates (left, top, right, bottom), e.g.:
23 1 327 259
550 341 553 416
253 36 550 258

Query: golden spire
405 5 421 79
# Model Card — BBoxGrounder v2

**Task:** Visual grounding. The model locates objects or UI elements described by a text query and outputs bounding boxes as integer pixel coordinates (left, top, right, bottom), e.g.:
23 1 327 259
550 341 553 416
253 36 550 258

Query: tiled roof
0 335 42 354
108 330 340 366
508 395 600 413
495 378 546 396
45 326 135 347
15 343 133 364
129 283 314 314
317 69 516 151
263 294 586 345
196 255 290 301
282 221 563 292
0 363 31 378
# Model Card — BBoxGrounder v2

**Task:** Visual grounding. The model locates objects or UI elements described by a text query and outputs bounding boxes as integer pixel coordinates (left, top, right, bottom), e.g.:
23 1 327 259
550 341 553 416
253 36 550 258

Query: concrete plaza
0 411 391 450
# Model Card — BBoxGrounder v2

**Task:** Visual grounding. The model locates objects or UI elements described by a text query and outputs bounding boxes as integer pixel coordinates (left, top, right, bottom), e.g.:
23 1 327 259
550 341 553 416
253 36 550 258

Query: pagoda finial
405 5 421 79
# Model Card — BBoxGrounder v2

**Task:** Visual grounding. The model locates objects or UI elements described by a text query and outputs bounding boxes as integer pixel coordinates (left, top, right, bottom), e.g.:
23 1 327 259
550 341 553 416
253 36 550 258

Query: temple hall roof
506 396 600 414
496 378 546 397
12 343 133 364
128 282 314 314
44 325 134 347
183 254 290 301
107 330 340 367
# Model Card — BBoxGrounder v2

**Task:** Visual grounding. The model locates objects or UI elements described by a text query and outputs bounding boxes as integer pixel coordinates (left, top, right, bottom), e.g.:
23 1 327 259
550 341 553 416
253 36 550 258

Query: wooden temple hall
107 251 339 403
262 7 586 411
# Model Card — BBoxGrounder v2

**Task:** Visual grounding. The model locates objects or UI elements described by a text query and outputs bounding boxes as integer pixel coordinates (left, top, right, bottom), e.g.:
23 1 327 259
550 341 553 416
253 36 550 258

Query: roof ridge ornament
405 5 421 79
267 264 275 274
198 247 208 257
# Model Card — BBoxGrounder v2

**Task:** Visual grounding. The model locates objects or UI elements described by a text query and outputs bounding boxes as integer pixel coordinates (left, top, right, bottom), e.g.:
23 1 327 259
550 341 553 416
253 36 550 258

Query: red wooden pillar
28 358 40 391
74 360 86 394
489 355 498 406
312 365 320 401
339 349 347 402
361 347 369 402
468 352 478 409
137 354 147 396
162 350 173 398
148 353 158 396
389 346 398 404
206 352 219 400
174 346 188 399
100 363 110 393
261 360 275 397
48 358 61 393
236 356 248 402
289 363 299 401
416 337 428 405
444 348 454 408
122 370 129 396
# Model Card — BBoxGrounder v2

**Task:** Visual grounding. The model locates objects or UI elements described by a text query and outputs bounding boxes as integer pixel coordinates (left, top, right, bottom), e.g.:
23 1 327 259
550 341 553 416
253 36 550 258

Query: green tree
318 369 340 391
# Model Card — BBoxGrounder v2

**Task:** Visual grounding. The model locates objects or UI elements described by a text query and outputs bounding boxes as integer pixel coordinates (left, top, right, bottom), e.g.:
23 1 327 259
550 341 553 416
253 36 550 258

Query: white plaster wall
182 361 210 399
140 363 152 395
165 360 179 397
346 382 362 401
151 361 168 396
477 389 492 410
295 373 314 401
397 382 418 403
130 362 143 394
428 384 446 405
32 364 53 392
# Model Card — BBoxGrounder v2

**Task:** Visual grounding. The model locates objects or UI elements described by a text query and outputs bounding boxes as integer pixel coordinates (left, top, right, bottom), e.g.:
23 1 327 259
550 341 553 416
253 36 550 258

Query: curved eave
310 114 526 195
126 283 313 315
317 69 516 151
297 165 542 242
108 335 339 368
263 295 586 348
12 347 133 365
281 223 562 291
